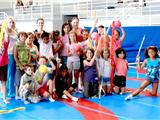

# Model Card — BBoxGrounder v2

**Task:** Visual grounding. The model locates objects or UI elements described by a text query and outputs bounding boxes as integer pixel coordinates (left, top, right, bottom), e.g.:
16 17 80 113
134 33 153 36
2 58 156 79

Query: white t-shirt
98 57 111 78
38 39 53 58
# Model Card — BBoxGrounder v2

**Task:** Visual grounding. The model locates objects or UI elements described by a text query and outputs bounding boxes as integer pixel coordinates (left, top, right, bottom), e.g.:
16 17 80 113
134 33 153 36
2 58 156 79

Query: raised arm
119 26 126 43
137 56 147 70
89 17 98 35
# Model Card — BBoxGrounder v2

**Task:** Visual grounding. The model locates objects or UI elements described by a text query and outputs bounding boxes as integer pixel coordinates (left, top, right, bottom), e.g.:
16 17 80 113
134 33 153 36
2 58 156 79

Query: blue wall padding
84 26 160 63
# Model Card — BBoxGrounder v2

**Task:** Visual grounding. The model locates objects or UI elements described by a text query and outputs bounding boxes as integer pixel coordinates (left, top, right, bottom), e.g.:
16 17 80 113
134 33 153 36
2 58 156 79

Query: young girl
109 25 126 51
26 32 39 72
98 48 112 94
52 30 62 59
55 64 78 102
60 22 72 65
67 31 80 87
83 48 99 98
113 48 128 94
125 46 159 100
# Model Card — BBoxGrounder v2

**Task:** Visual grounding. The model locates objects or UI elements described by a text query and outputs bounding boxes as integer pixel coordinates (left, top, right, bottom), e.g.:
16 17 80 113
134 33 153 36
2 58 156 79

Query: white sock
62 94 68 99
71 97 78 102
49 96 55 102
125 94 133 101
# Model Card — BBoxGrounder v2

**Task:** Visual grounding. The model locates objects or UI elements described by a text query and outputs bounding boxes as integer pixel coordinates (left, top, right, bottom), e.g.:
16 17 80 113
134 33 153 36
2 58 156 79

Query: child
125 46 159 100
55 64 78 102
52 30 62 59
14 31 31 99
83 48 99 98
60 22 72 65
38 32 53 59
98 48 112 94
67 31 80 87
19 65 40 104
113 48 128 94
35 56 56 102
109 24 126 51
26 32 39 72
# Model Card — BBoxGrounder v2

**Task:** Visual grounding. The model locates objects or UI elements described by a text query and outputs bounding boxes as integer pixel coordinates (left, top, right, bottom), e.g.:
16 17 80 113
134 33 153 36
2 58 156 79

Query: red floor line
61 99 118 120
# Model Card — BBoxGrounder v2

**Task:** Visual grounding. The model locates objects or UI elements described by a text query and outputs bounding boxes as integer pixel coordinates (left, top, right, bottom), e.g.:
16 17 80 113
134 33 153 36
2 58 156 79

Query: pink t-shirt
0 40 9 66
61 34 69 56
115 58 128 76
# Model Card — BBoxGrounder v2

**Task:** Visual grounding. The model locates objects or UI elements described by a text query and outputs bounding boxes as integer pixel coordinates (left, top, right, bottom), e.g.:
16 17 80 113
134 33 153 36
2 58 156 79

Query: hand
136 55 140 62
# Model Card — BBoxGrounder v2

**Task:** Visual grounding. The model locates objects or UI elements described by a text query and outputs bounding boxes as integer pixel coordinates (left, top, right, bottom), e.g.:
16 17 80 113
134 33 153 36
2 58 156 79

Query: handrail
13 0 160 25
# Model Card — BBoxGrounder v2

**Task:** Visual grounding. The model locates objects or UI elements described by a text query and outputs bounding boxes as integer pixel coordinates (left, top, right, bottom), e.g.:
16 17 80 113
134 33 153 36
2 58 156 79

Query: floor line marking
63 101 131 120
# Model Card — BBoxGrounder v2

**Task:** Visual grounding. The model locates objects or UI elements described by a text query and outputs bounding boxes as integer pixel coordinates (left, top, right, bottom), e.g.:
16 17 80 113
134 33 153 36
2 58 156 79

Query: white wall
16 21 53 32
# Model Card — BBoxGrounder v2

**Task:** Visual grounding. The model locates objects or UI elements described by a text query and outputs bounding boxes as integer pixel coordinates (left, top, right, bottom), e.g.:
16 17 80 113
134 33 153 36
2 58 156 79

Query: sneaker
62 94 68 99
71 97 78 102
125 94 133 101
3 99 10 104
24 100 30 104
49 96 55 102
15 96 21 100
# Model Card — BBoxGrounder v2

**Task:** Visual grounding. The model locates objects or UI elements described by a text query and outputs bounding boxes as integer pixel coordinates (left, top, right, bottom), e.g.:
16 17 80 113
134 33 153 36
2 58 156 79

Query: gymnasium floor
0 68 160 120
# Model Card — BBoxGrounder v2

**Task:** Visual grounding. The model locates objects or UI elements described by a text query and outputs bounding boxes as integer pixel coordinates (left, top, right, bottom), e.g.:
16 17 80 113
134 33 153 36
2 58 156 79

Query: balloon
39 65 48 74
91 32 99 40
114 20 121 28
74 44 81 52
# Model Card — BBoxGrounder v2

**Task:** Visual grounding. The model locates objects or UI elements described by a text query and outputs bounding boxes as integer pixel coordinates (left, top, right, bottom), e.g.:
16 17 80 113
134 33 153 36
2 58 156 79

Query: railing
0 12 8 21
13 0 160 26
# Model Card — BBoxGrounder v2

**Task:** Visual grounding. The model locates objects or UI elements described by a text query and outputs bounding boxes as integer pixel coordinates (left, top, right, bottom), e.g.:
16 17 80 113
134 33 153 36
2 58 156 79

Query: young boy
35 56 56 102
14 31 31 99
38 32 53 59
19 64 40 104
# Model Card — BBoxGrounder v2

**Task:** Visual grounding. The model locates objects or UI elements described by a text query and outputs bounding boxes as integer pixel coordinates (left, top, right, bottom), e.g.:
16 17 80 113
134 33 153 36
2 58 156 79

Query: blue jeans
6 54 16 97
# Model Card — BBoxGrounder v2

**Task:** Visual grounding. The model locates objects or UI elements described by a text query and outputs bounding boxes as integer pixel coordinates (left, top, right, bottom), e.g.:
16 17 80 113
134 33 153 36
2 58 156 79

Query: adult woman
5 16 18 98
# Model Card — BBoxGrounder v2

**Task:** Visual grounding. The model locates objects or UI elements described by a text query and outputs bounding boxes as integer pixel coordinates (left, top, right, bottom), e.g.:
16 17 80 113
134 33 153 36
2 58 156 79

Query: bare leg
113 86 120 94
63 90 78 101
74 70 79 85
132 80 151 96
151 82 158 96
1 81 10 104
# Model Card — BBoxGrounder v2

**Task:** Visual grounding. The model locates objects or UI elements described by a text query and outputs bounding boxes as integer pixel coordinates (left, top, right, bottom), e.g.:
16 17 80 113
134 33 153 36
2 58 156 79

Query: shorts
67 60 80 70
15 68 24 87
146 76 159 83
113 75 126 87
0 65 8 81
100 76 110 86
38 83 48 96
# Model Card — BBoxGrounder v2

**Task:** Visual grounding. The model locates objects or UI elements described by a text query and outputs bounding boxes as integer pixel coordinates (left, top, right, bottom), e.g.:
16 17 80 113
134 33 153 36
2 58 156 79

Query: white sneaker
49 97 55 102
125 94 133 101
15 96 21 100
62 94 68 99
71 97 78 102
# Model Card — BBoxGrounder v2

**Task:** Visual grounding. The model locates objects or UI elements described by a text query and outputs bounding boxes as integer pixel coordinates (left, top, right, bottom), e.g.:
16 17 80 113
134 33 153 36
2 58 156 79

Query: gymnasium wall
85 26 160 63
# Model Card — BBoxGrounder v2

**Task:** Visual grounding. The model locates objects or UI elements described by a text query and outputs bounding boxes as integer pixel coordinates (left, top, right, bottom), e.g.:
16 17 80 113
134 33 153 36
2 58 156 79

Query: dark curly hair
144 46 159 58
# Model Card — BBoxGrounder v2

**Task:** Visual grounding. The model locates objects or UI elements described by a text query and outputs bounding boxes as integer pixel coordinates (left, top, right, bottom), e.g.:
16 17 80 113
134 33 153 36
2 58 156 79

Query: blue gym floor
0 68 160 120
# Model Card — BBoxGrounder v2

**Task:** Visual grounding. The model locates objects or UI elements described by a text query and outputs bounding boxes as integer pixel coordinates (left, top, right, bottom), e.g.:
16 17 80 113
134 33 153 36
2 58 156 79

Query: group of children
0 16 159 104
